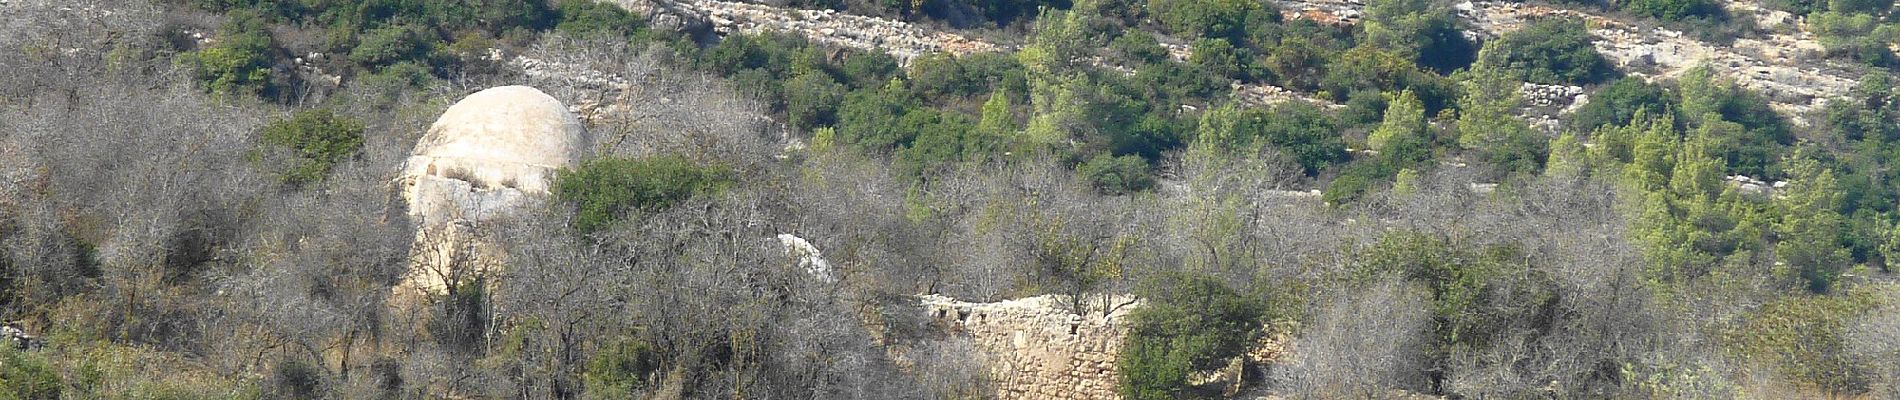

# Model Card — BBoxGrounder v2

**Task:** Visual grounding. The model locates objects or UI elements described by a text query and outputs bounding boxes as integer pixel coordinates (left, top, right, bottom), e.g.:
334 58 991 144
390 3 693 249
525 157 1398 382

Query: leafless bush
1278 278 1433 398
1848 287 1900 398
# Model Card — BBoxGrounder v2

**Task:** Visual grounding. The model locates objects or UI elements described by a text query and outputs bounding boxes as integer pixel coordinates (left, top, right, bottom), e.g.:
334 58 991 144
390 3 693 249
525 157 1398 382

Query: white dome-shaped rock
393 85 590 299
399 86 590 223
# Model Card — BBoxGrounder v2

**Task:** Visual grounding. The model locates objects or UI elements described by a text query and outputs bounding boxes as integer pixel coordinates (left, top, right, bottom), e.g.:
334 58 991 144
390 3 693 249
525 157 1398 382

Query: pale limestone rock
776 234 834 282
395 85 590 297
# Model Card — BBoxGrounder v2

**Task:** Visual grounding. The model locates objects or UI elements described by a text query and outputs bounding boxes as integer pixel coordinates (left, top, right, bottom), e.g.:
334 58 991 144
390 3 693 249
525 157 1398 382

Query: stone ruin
393 85 592 298
918 294 1137 399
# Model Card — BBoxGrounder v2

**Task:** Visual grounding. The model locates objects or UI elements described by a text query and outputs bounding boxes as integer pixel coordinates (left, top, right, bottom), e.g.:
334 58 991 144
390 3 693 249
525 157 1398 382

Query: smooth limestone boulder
400 85 589 223
395 85 590 297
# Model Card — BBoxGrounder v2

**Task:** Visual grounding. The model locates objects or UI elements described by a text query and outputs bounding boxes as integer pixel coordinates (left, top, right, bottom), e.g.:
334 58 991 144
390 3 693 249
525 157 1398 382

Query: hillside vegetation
3 0 1900 398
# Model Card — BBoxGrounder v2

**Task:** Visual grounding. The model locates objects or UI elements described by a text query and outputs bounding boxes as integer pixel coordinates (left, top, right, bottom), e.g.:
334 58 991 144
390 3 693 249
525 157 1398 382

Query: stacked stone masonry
921 295 1136 400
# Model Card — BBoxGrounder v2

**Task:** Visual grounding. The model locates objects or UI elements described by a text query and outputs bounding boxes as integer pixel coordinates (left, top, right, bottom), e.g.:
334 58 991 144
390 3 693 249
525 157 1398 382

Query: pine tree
1369 90 1429 165
1547 131 1587 178
1623 114 1679 191
1776 150 1851 292
975 88 1018 157
1455 68 1545 175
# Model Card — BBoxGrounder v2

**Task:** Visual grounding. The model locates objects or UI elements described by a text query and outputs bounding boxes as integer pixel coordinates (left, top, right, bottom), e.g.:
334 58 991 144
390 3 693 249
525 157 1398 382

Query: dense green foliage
553 156 736 234
1148 0 1279 43
1361 0 1476 73
1195 102 1345 175
259 108 365 185
1118 273 1264 400
1078 153 1155 194
1619 0 1724 21
177 10 283 97
1568 77 1674 134
1809 10 1899 66
1455 69 1547 175
1474 19 1615 85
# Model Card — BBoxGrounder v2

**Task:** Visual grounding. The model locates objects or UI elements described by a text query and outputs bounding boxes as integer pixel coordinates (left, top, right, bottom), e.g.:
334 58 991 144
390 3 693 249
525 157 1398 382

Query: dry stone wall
921 294 1136 400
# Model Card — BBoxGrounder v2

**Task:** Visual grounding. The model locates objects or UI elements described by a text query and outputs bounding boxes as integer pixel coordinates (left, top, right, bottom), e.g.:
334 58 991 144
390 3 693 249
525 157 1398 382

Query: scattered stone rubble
0 325 43 350
1273 0 1365 25
1727 174 1785 196
1520 82 1587 133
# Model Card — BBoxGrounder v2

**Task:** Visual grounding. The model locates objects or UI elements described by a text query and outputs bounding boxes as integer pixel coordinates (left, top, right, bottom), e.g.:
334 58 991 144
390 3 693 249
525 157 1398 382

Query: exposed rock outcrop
1271 0 1861 125
394 86 591 297
614 0 1330 107
690 0 998 62
776 234 835 282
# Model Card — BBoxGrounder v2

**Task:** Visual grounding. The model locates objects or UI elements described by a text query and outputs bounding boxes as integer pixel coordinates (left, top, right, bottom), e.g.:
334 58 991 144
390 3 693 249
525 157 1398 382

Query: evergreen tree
1455 68 1546 175
1369 90 1430 165
1777 151 1851 292
1547 132 1588 178
976 88 1019 156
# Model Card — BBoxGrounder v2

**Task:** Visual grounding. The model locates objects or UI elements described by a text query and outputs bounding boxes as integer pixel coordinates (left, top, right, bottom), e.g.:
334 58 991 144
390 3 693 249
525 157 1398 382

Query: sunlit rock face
399 85 590 224
395 86 590 296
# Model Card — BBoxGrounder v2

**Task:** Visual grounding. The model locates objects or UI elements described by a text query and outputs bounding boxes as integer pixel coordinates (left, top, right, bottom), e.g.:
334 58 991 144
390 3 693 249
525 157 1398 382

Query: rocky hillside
610 0 1863 127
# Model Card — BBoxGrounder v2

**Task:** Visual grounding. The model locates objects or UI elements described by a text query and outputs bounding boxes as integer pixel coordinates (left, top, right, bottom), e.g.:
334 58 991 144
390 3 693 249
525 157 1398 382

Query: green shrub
1621 0 1724 21
1677 67 1793 177
553 156 736 234
1568 77 1673 134
555 0 646 37
1474 19 1615 85
784 71 848 130
1767 0 1826 14
1359 233 1558 352
908 52 1027 102
1188 38 1250 80
1362 0 1476 73
893 110 984 177
1117 273 1264 400
348 24 435 68
360 61 436 92
1078 153 1155 195
0 345 61 400
260 108 365 185
1263 37 1331 92
1194 103 1344 175
584 336 661 397
179 10 280 97
841 51 901 88
1323 163 1382 206
1810 11 1898 66
1147 0 1278 43
836 84 923 150
1320 47 1458 113
1110 31 1170 65
1456 69 1548 175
